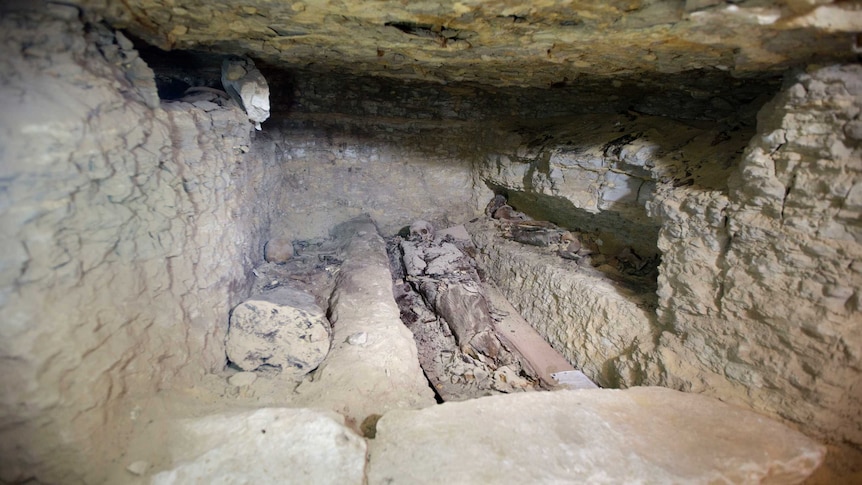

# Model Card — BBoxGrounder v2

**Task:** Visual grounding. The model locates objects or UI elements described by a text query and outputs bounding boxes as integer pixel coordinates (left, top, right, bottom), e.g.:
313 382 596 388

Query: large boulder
150 408 366 485
226 287 330 375
368 387 825 484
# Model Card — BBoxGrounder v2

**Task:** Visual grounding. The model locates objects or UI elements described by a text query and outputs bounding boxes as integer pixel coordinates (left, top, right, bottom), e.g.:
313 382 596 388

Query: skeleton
409 220 435 242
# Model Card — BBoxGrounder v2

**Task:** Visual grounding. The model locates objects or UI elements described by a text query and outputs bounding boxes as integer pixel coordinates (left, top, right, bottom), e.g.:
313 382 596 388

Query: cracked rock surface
86 0 856 93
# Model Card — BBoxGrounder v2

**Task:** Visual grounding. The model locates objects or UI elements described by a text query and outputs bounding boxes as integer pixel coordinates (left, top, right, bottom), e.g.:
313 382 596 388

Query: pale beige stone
0 10 278 484
151 408 366 485
226 287 331 374
294 217 437 421
468 219 659 388
368 387 826 485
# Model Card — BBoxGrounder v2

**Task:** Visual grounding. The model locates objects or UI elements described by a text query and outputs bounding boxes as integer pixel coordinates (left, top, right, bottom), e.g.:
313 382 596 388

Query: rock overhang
79 0 859 92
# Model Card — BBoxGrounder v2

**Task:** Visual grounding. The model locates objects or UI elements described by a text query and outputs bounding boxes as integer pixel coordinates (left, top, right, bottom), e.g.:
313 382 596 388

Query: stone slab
294 216 436 421
367 387 825 485
150 408 366 485
468 219 659 387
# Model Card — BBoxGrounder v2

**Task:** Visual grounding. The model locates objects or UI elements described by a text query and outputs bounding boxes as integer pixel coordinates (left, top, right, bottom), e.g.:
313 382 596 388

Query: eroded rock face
368 387 826 484
468 219 660 388
88 0 856 91
471 65 862 456
3 1 859 482
0 8 281 484
656 64 862 447
221 55 270 129
263 115 480 240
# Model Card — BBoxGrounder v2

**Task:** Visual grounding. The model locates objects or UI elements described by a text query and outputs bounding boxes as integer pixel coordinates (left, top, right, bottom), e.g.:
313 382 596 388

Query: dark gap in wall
122 33 225 99
116 32 782 127
262 65 781 125
486 183 661 298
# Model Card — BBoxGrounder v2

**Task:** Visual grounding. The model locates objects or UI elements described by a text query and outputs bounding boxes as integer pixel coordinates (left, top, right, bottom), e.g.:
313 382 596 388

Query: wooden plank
483 283 598 390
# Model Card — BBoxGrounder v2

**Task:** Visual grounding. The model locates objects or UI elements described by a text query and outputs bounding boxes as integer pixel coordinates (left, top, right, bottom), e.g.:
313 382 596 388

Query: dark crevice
121 32 225 100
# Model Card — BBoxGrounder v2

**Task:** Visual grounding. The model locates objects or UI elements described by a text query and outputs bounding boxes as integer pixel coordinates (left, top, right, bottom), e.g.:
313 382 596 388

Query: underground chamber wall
2 6 862 483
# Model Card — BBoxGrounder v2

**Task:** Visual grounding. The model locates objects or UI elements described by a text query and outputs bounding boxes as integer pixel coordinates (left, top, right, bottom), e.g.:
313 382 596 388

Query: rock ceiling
85 0 859 89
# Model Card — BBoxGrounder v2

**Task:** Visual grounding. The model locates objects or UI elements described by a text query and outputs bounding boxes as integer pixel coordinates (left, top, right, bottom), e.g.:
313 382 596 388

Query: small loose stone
347 332 368 345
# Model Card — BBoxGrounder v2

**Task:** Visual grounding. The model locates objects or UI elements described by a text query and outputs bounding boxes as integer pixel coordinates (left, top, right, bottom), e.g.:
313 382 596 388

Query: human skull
409 220 435 241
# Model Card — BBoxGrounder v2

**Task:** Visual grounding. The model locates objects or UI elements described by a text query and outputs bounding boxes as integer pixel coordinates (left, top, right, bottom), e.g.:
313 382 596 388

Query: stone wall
474 114 754 258
0 7 280 483
2 3 859 481
264 114 481 240
655 65 862 446
473 65 862 451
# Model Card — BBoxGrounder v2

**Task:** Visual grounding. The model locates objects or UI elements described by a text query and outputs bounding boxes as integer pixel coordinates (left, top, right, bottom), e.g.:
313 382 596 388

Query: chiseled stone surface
2 1 859 483
150 408 366 485
468 219 660 388
87 0 854 90
655 64 862 448
294 217 437 421
368 387 826 485
472 66 862 458
474 112 753 258
265 115 480 241
0 8 282 484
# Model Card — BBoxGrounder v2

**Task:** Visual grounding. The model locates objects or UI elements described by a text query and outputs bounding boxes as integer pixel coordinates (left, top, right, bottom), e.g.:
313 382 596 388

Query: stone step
368 387 825 484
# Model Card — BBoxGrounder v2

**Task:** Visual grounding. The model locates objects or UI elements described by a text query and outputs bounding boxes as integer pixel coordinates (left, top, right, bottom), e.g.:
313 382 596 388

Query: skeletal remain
485 194 507 216
409 220 435 241
493 205 528 221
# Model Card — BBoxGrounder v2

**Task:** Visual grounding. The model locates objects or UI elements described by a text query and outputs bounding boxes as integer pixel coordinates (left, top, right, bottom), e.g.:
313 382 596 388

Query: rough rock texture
4 0 861 482
654 65 862 448
474 112 754 258
470 66 862 461
368 387 826 485
150 408 366 485
88 0 855 92
221 55 270 129
468 220 659 388
264 115 480 240
226 287 331 374
294 217 437 422
0 8 281 484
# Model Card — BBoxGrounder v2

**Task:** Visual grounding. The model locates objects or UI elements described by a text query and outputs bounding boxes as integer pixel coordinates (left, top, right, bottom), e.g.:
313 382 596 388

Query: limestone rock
151 408 366 485
367 387 826 485
0 9 277 483
95 1 855 91
294 216 436 421
126 460 149 476
649 64 862 450
226 287 331 374
221 55 270 129
227 371 257 387
264 237 294 263
467 219 659 387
